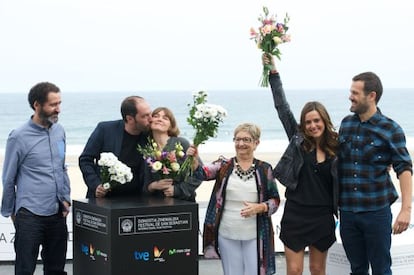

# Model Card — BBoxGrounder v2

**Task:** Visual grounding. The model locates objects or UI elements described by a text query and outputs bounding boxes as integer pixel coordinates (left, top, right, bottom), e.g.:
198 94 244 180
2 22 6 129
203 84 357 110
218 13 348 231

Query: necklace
234 160 256 182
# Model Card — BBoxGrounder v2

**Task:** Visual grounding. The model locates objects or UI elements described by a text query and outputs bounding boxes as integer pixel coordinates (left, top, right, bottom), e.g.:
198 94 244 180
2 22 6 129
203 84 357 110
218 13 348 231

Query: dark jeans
340 207 392 275
14 208 68 275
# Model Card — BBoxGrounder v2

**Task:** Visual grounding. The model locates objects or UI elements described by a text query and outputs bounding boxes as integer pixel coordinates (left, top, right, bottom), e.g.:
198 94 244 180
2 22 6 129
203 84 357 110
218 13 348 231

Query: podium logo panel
118 212 192 235
74 209 108 234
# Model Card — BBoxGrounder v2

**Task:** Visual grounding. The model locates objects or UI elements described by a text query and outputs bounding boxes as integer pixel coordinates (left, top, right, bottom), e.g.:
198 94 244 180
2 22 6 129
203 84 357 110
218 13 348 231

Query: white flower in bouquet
177 150 185 158
102 182 111 190
152 161 163 172
194 110 203 119
98 152 117 167
98 152 133 190
170 162 180 172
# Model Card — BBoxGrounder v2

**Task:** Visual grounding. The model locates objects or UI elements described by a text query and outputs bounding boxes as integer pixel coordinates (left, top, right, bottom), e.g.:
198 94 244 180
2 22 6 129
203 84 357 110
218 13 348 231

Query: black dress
279 150 336 252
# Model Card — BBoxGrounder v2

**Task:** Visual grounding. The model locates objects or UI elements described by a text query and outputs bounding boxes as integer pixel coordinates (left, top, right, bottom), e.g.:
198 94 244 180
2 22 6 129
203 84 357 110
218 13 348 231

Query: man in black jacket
79 96 151 198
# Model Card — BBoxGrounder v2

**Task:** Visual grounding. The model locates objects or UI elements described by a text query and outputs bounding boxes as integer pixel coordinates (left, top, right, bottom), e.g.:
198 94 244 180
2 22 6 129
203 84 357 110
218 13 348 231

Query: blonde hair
233 123 261 141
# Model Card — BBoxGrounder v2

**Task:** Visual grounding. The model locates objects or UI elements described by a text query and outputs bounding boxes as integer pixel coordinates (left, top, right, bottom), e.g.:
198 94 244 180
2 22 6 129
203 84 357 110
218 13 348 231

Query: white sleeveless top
218 172 258 240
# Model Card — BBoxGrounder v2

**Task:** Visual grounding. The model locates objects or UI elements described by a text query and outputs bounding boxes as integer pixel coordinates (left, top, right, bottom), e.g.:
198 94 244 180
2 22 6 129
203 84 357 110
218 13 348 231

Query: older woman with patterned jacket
190 123 280 275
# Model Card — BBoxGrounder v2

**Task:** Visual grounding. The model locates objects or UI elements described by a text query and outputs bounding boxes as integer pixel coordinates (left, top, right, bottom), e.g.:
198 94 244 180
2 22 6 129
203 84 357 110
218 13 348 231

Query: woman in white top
191 123 280 275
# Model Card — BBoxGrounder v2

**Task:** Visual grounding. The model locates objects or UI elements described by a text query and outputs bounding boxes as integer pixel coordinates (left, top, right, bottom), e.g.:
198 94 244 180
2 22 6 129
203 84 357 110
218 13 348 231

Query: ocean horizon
1 88 414 156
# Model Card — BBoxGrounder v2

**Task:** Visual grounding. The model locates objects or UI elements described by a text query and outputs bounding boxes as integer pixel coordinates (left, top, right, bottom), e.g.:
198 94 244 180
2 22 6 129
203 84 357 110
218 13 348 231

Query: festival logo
75 210 82 225
120 218 134 234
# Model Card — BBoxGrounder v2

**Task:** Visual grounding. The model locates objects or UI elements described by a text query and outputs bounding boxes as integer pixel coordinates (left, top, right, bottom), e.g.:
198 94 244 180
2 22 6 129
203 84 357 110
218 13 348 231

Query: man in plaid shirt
338 72 412 275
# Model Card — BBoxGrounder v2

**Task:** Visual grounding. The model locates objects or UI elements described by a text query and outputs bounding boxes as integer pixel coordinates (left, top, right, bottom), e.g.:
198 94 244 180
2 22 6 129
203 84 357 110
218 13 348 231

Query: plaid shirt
338 111 412 212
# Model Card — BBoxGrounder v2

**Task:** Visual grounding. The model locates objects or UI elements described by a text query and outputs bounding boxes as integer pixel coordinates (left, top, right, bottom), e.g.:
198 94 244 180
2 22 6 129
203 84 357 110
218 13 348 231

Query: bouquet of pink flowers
137 138 186 180
250 6 290 87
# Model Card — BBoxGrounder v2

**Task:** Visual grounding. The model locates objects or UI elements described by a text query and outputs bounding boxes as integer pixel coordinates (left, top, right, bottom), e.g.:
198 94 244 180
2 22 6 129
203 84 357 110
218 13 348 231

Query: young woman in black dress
264 54 339 275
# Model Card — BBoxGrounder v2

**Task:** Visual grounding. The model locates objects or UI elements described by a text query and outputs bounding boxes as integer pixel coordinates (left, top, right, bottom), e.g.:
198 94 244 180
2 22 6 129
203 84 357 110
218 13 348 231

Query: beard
350 100 369 115
39 108 59 126
134 118 150 133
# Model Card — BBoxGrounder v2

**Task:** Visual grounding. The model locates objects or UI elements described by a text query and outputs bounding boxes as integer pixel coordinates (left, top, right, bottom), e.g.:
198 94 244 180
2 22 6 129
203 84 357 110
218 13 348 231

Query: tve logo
134 251 150 261
81 244 89 256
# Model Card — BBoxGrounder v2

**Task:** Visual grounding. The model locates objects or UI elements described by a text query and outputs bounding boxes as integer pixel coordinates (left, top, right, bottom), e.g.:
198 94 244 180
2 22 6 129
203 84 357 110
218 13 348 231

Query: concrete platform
0 253 311 275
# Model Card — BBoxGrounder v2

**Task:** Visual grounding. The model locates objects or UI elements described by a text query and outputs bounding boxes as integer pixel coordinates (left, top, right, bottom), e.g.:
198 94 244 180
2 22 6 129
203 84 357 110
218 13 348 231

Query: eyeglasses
233 137 254 143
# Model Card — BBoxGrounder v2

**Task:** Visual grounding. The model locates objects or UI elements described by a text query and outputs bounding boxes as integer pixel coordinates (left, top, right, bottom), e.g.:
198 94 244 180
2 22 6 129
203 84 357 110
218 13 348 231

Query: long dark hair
299 101 338 157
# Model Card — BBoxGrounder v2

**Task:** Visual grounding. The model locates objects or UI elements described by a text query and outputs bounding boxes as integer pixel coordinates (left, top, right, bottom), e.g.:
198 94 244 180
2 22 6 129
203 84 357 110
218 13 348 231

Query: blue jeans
14 208 68 275
340 207 392 275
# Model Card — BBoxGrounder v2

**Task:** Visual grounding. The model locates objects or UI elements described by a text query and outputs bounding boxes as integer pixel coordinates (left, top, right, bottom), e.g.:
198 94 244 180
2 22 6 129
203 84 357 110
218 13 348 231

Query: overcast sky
0 0 413 93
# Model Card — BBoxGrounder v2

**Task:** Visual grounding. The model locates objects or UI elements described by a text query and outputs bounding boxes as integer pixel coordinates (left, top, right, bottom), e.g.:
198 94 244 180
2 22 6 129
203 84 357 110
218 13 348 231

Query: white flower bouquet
98 152 133 190
179 91 227 177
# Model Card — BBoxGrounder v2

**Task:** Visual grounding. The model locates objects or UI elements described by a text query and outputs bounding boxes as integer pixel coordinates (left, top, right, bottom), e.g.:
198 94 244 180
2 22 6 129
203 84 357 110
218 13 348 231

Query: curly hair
28 82 60 110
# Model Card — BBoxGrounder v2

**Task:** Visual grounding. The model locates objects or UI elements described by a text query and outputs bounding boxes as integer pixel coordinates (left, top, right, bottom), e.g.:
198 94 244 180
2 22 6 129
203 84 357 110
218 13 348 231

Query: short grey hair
233 123 261 141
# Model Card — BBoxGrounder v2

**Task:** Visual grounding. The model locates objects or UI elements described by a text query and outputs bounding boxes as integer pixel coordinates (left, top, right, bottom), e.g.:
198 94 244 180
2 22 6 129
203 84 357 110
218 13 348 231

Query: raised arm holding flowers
250 6 290 87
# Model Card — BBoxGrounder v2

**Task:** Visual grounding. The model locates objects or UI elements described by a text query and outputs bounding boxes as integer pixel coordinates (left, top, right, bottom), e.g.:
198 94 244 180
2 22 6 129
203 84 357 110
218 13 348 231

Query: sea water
1 88 413 156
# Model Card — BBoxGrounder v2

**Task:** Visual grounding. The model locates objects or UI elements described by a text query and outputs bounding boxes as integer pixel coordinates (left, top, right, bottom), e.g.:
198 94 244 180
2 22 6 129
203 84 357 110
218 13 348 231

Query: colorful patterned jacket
200 157 280 275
